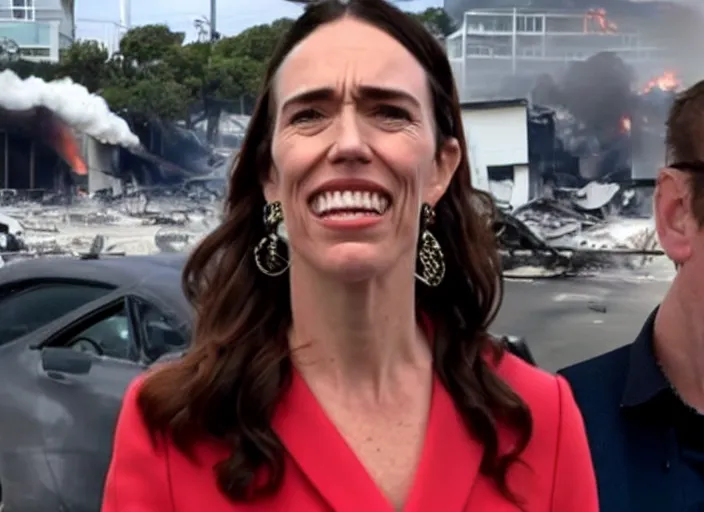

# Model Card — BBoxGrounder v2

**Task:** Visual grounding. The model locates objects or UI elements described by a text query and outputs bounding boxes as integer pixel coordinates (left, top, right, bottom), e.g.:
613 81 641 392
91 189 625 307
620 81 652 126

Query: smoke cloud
0 69 140 149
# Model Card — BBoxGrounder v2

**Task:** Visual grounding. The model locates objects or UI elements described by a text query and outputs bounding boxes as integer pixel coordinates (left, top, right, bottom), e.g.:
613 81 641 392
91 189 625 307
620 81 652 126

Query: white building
445 7 667 101
0 0 74 62
461 99 534 209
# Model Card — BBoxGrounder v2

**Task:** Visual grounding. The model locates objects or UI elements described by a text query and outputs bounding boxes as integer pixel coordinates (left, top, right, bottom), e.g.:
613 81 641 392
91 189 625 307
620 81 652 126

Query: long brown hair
139 0 532 504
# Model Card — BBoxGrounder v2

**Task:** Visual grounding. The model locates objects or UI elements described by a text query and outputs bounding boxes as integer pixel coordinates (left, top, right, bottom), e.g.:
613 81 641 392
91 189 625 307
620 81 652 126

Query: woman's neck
287 261 431 399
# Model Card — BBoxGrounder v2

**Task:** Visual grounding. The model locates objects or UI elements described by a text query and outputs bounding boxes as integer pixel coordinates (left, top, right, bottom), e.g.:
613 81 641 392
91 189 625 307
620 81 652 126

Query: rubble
0 185 220 265
496 180 662 279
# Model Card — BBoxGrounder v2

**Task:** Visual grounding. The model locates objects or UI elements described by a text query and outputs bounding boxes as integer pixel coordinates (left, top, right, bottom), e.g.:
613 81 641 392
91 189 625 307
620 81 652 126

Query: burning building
528 52 680 184
0 69 138 199
0 70 227 201
0 106 85 193
445 5 669 101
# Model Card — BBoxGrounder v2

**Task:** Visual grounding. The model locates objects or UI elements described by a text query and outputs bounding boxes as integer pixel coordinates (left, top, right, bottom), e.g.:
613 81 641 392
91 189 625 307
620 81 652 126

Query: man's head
655 80 704 273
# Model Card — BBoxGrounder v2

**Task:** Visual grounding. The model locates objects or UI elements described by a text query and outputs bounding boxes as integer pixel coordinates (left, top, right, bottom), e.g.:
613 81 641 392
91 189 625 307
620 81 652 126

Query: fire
50 121 87 176
641 70 681 94
584 8 618 33
620 116 631 133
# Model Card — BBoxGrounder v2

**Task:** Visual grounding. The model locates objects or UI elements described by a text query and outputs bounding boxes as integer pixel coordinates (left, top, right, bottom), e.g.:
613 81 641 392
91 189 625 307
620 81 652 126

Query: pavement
492 258 674 372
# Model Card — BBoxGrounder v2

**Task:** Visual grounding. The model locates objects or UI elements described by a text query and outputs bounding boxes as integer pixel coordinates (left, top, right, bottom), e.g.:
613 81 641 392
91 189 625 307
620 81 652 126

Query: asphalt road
492 260 673 372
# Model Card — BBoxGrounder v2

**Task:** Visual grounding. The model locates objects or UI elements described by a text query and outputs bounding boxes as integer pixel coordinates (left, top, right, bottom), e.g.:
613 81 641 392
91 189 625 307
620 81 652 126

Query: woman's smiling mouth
308 180 392 229
311 189 390 219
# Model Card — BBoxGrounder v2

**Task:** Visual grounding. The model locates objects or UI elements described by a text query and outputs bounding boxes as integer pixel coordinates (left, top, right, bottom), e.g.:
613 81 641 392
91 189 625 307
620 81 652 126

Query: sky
75 0 443 46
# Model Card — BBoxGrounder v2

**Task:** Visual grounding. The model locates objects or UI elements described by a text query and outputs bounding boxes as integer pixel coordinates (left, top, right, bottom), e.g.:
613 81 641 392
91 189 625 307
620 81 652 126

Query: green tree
408 8 457 38
0 58 58 82
57 40 109 92
118 24 185 66
10 17 297 122
167 41 212 95
220 18 293 63
102 25 194 121
102 76 190 121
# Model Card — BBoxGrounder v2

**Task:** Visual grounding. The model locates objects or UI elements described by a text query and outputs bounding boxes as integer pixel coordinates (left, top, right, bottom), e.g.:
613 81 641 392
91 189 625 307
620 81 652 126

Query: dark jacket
560 308 704 512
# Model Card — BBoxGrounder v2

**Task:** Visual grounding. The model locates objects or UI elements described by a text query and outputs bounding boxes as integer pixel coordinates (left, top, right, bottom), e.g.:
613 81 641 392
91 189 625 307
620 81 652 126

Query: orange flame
641 70 681 94
620 116 631 133
584 8 618 33
51 122 87 175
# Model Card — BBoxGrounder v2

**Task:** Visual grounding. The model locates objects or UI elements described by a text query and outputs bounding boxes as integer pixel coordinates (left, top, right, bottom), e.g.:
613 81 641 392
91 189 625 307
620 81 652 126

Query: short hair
665 80 704 223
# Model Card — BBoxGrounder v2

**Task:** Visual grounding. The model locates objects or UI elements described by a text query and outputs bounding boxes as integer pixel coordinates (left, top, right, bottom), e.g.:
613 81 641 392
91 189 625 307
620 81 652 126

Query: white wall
461 103 530 203
82 135 122 195
461 104 529 168
511 164 530 208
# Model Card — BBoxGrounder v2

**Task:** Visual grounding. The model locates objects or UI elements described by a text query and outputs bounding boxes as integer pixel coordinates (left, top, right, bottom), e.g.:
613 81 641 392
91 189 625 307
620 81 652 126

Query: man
561 80 704 511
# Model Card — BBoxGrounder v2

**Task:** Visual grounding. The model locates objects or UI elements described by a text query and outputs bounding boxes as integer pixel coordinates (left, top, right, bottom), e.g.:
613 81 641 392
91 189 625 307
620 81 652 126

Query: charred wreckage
0 54 677 275
492 50 676 277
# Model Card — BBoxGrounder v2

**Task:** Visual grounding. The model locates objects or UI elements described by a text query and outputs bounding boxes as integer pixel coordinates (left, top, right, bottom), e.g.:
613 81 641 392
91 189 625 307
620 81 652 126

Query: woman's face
266 17 460 282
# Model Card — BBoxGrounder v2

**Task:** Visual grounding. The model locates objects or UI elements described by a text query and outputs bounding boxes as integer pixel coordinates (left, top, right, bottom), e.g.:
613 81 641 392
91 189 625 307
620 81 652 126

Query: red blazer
102 353 598 511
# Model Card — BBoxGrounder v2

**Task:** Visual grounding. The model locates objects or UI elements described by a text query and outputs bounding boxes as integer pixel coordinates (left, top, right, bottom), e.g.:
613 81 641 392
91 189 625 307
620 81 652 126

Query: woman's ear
263 166 280 203
425 137 461 206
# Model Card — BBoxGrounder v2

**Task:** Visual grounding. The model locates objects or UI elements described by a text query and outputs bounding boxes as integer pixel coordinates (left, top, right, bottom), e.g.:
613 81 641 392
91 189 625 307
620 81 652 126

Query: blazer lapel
403 377 483 512
273 370 393 512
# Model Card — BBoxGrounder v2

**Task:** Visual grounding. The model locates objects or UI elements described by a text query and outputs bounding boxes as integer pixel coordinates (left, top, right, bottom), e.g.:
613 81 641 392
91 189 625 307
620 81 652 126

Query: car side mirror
41 347 93 375
503 336 537 366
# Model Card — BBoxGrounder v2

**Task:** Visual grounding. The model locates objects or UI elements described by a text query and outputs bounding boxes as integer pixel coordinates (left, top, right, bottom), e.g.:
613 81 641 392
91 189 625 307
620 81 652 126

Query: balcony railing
0 21 52 47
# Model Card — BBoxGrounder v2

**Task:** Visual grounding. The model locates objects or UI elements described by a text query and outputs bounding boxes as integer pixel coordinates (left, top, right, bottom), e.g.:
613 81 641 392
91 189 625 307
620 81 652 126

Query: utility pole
119 0 131 30
209 0 218 41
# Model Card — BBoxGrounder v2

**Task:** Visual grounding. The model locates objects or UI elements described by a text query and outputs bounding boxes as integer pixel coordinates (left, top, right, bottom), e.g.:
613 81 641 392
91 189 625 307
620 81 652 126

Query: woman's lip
316 213 386 230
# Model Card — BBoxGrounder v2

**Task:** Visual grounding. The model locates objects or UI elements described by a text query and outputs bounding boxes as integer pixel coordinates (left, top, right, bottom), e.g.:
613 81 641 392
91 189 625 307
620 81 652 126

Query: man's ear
655 167 694 264
425 137 461 207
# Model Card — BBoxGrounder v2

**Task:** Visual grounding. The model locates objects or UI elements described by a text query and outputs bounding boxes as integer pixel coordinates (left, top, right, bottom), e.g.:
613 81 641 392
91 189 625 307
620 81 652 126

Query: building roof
460 99 529 111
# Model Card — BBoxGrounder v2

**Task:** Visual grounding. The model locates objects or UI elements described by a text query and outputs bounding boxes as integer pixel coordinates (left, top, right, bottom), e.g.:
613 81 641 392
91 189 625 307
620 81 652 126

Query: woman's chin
310 243 392 283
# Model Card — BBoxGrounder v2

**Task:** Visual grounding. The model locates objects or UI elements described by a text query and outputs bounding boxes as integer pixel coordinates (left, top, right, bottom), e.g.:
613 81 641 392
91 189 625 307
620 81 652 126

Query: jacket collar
621 307 670 408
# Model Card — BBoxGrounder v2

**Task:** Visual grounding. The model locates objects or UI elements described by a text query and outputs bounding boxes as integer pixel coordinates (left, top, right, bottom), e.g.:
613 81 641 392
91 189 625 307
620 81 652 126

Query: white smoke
0 69 140 148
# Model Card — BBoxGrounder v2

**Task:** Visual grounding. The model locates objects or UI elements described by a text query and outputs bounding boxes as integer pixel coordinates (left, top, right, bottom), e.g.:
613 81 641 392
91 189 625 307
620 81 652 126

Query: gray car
0 254 191 512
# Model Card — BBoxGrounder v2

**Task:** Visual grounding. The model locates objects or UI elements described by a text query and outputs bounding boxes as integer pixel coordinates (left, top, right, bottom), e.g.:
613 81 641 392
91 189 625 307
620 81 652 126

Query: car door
9 291 185 512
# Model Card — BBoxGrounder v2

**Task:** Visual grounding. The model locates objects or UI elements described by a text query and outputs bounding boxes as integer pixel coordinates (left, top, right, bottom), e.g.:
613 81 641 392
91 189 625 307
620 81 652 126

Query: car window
0 283 113 346
137 299 187 361
69 307 135 360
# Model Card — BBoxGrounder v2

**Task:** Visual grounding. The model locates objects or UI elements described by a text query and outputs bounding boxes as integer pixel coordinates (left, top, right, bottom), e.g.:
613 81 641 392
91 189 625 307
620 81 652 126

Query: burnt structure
0 105 226 201
0 107 85 196
115 119 227 187
528 51 676 185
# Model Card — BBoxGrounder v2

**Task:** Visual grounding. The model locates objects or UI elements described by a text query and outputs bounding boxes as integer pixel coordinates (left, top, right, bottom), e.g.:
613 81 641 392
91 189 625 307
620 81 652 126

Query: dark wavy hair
138 0 532 505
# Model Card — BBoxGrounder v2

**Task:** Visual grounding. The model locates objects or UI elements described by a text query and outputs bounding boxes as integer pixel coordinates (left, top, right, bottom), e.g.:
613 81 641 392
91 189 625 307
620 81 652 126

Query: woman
102 0 598 510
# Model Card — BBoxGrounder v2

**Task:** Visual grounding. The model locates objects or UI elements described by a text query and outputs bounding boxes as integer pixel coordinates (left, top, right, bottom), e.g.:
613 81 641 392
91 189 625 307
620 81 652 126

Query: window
68 307 134 360
0 283 113 346
517 16 544 33
467 45 492 56
19 48 50 57
11 0 34 20
136 299 186 361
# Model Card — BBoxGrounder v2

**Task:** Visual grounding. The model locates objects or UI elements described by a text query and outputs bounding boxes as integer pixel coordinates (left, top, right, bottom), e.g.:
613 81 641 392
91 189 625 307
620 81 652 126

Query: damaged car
0 253 190 512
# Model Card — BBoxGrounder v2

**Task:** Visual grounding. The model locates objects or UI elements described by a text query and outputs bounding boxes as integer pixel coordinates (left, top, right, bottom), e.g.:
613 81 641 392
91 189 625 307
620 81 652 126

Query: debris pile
496 180 661 278
0 184 221 266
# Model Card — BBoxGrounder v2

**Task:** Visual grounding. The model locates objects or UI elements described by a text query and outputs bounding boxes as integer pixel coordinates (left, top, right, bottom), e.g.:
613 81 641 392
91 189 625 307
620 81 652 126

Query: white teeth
311 190 390 215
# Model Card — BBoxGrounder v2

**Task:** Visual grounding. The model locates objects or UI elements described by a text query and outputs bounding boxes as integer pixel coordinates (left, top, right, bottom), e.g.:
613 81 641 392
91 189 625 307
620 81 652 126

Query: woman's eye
374 105 411 121
290 109 323 124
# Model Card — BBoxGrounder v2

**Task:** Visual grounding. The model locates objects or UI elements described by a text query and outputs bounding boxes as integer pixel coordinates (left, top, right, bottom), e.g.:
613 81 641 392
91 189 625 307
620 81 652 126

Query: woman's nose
328 106 371 164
